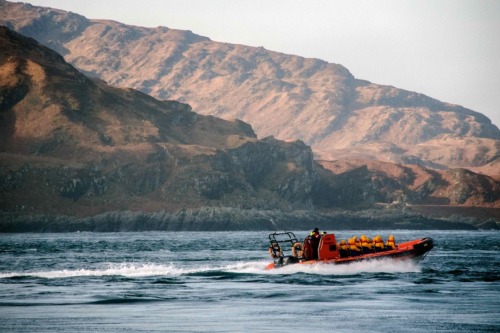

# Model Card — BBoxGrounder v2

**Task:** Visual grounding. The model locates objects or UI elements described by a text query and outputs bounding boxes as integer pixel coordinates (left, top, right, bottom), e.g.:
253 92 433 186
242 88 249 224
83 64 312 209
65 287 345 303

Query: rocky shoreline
1 207 493 233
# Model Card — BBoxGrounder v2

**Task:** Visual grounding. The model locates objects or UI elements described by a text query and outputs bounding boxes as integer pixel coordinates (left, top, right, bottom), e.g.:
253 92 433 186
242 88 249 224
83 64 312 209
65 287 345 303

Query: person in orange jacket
338 240 349 258
373 235 386 252
348 236 362 256
386 235 397 250
361 235 374 254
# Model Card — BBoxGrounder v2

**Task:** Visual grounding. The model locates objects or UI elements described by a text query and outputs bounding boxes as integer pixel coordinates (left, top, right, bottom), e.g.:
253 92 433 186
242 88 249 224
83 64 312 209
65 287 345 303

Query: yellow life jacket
361 238 373 249
348 238 361 251
386 235 397 250
374 235 385 249
339 241 349 251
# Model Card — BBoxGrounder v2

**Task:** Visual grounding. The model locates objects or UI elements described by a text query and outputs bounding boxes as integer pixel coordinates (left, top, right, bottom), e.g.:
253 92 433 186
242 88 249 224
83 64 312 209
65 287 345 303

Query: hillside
0 25 498 232
1 0 499 176
0 26 326 218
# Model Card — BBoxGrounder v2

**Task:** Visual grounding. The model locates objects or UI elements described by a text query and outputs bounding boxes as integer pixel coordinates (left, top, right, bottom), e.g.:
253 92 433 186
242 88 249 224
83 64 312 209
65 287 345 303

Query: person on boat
338 240 349 258
302 235 312 260
373 235 386 252
386 235 397 250
309 228 321 260
348 237 362 256
310 228 320 236
361 235 374 254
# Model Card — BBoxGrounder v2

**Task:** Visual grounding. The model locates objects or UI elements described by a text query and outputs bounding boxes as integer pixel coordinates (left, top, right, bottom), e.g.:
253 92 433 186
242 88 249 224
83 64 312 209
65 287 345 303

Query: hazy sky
27 0 500 127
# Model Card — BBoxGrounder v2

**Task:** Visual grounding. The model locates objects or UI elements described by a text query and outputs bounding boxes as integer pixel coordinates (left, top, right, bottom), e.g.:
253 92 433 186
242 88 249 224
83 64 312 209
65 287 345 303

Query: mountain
0 25 498 232
1 0 499 176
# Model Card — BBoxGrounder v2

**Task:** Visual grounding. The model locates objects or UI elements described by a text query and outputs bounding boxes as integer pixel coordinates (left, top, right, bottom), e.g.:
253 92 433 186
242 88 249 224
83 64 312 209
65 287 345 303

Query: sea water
0 230 498 332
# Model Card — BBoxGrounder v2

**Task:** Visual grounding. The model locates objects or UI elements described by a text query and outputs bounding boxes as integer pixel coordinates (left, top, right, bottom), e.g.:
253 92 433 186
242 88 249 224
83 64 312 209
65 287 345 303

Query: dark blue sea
1 230 499 332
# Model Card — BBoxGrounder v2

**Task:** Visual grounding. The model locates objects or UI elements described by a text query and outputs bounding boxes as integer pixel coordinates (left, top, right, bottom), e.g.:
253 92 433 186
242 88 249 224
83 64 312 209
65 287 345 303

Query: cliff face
1 1 498 174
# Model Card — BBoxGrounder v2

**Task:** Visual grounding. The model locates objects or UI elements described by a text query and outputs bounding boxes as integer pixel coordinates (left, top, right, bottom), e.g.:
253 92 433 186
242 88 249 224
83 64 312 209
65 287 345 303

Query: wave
0 258 420 279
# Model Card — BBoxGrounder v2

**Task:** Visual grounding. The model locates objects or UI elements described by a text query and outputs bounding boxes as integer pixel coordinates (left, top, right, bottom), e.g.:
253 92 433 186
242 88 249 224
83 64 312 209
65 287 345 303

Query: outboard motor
282 256 299 266
274 256 299 268
273 256 284 268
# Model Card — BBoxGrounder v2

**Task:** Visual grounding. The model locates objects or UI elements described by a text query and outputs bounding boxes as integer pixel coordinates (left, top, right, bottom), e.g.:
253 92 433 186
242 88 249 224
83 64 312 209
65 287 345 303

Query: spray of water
0 258 420 279
230 258 421 275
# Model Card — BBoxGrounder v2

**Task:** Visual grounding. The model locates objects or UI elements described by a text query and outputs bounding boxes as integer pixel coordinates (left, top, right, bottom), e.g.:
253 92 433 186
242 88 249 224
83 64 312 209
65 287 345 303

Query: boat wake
0 263 205 279
231 258 421 275
0 258 420 279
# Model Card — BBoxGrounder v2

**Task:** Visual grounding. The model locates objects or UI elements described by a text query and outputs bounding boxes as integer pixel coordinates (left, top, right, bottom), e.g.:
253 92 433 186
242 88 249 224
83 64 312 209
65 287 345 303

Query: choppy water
0 230 499 332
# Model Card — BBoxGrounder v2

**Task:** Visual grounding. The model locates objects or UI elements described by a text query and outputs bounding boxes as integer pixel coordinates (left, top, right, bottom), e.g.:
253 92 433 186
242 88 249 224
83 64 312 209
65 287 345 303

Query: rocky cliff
1 0 498 174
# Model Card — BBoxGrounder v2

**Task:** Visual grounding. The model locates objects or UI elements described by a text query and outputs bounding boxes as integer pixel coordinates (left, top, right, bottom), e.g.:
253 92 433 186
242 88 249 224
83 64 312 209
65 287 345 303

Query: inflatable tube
269 244 282 258
292 242 304 258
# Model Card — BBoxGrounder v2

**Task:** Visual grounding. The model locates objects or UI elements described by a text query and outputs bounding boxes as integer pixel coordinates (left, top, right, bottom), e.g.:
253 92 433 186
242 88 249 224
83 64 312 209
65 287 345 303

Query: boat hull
265 237 434 270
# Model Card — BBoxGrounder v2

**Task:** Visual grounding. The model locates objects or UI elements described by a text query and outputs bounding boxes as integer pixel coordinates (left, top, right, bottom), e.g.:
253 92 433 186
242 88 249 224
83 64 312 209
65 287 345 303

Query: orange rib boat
265 231 434 270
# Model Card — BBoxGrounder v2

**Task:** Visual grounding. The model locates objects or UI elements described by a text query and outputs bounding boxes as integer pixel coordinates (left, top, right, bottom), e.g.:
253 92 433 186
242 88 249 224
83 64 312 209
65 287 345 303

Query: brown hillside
0 25 498 229
1 1 499 173
0 26 325 217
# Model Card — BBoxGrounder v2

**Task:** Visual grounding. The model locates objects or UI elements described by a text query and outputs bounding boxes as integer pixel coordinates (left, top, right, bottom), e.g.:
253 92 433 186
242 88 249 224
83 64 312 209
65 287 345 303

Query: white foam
216 257 421 275
0 263 190 279
252 258 422 275
0 258 420 279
